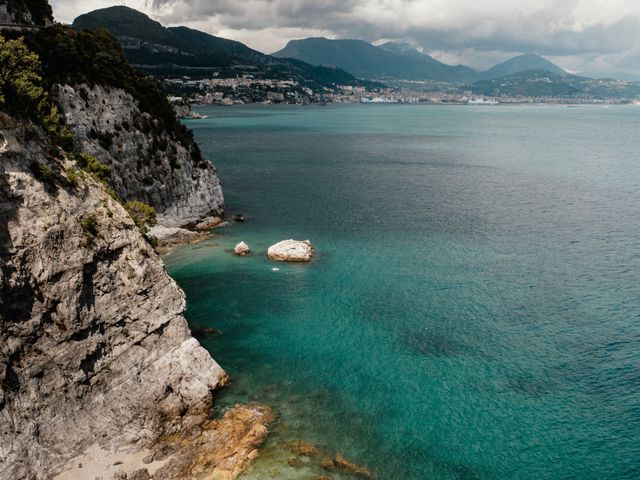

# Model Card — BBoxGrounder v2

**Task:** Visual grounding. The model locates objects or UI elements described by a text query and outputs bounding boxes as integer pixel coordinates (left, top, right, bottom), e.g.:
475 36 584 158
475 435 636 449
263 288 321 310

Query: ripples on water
166 105 640 480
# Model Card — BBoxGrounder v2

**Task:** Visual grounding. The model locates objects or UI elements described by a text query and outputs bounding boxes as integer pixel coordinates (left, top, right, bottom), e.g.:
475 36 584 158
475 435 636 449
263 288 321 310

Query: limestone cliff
55 84 223 228
0 0 53 27
0 117 268 479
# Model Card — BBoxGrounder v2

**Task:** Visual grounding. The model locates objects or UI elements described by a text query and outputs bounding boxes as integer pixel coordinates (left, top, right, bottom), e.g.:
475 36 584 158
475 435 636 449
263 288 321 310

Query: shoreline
55 404 273 480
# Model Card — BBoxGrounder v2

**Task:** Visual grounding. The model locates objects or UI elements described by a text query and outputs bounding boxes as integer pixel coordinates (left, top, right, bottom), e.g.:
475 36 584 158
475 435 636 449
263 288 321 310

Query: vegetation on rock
0 35 72 148
74 152 112 184
124 200 157 233
16 25 204 161
22 0 53 25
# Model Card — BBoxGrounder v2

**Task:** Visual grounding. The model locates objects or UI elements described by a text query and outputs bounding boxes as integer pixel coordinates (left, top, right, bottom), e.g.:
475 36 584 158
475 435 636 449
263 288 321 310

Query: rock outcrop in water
234 241 250 256
268 239 314 262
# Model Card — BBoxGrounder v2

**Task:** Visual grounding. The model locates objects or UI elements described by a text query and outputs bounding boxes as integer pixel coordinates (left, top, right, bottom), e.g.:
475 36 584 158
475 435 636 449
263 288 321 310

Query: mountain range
73 6 569 88
471 69 640 98
71 6 640 99
72 6 378 91
273 38 568 83
273 37 480 83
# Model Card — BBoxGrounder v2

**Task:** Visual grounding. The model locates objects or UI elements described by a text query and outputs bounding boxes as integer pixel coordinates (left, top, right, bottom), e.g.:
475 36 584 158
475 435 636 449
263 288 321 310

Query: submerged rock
291 440 318 456
267 239 313 262
234 241 251 256
322 454 372 478
195 216 223 230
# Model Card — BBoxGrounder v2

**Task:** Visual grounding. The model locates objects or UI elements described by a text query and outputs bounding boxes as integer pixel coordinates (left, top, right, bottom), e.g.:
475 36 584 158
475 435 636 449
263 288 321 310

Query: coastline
55 404 273 480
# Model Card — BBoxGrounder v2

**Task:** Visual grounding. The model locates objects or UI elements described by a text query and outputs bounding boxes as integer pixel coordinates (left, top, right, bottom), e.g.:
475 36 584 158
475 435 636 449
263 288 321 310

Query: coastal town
165 74 640 109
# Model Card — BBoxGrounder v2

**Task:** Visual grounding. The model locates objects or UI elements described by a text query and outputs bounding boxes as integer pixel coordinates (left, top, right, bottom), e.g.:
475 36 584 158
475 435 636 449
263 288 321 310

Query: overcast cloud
52 0 640 79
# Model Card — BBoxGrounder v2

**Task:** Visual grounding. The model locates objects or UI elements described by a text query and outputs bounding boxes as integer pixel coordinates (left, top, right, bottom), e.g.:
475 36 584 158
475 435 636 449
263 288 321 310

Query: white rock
233 241 250 256
267 239 313 262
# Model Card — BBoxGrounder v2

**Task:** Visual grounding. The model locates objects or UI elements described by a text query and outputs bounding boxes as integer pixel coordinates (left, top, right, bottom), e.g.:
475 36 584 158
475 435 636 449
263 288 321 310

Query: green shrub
0 36 73 149
64 166 79 187
124 200 157 233
0 35 47 119
75 152 111 184
80 216 98 246
30 161 54 185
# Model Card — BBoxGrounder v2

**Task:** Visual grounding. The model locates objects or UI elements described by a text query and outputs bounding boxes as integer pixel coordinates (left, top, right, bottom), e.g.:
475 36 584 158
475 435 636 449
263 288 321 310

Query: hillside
72 6 375 91
273 37 478 83
480 53 567 79
471 69 640 98
273 39 576 85
378 42 426 59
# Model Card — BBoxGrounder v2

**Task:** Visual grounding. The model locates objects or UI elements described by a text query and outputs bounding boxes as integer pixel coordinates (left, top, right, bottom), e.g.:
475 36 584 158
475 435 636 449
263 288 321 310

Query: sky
51 0 640 79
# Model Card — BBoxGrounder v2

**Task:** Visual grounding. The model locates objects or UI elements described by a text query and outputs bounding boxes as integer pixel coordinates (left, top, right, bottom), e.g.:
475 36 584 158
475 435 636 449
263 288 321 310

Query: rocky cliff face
0 0 34 25
0 116 268 479
55 84 223 228
0 0 53 27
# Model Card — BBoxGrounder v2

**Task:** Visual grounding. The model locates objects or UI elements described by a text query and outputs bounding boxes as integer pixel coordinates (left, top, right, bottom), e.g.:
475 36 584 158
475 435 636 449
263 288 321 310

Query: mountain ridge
480 53 567 79
273 37 478 82
274 38 569 83
72 7 376 91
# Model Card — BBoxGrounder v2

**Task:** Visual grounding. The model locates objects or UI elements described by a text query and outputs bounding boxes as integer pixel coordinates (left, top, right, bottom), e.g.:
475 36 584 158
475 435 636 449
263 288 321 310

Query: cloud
52 0 640 76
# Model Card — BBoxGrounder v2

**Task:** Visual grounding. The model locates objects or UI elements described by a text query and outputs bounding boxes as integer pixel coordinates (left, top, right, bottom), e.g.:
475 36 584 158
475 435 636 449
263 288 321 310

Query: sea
165 104 640 480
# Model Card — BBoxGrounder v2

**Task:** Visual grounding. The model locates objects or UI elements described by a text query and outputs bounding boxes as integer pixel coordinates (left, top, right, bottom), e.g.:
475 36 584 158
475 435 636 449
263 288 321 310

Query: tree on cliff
0 35 46 117
0 35 71 147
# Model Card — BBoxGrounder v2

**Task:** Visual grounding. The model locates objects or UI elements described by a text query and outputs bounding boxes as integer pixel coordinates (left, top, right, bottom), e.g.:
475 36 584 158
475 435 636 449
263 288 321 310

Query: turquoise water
166 104 640 480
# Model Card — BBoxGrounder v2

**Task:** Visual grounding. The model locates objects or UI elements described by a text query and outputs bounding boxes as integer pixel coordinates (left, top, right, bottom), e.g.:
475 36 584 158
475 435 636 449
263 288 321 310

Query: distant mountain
378 42 425 59
74 6 179 45
472 70 579 97
481 54 566 80
272 37 478 83
72 7 375 90
471 69 640 98
577 71 640 82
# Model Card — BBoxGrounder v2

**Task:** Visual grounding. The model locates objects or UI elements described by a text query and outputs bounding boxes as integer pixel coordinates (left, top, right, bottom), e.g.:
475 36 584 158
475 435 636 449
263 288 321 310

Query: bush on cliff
124 201 157 233
75 152 112 184
0 35 72 149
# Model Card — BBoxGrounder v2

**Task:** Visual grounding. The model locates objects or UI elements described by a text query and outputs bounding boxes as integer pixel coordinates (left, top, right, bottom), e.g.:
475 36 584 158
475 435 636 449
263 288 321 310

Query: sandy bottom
53 444 167 480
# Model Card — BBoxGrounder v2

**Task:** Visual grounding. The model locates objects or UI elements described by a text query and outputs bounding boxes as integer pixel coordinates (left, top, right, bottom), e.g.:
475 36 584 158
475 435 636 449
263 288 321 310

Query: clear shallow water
166 104 640 480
